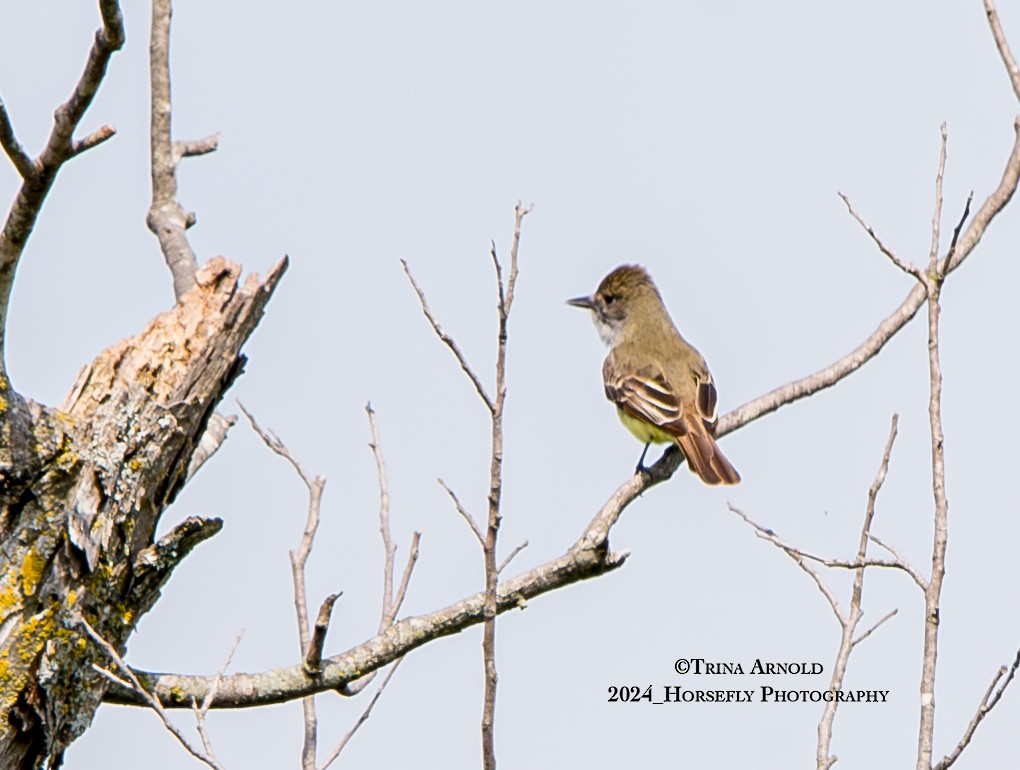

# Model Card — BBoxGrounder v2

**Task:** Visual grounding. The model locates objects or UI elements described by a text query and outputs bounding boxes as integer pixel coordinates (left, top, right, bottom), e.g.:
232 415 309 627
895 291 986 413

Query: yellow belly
617 408 673 444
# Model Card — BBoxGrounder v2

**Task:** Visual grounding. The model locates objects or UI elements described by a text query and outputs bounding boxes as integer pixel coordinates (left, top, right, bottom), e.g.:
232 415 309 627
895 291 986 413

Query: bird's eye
603 294 615 305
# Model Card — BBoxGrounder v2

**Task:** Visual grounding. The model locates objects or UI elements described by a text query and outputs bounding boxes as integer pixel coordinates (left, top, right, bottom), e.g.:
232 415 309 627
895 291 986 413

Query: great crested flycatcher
568 264 740 485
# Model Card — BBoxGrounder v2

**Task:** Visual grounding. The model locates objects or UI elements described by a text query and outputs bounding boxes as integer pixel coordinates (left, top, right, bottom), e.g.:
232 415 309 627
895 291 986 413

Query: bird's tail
676 422 741 486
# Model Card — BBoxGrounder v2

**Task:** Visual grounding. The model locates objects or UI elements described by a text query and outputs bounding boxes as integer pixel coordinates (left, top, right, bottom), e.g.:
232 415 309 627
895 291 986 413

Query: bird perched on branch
568 264 740 485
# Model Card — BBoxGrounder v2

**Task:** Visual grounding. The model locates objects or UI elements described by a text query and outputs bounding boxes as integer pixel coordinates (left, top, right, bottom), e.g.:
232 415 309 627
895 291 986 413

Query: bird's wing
604 354 739 485
603 357 687 434
694 370 719 429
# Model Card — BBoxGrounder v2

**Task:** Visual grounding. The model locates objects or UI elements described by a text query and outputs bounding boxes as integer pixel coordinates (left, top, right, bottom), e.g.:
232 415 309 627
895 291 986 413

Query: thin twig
732 508 923 588
928 123 948 269
367 403 396 618
720 119 1020 439
79 614 224 770
240 401 326 770
946 192 974 264
935 648 1020 770
480 202 530 770
147 0 202 301
173 132 221 163
838 192 922 279
867 533 927 588
490 240 505 314
817 414 900 768
305 594 341 676
366 404 421 630
320 658 406 770
729 504 844 621
501 202 531 317
193 631 243 758
0 99 35 178
390 532 421 623
239 401 317 488
733 417 902 769
401 259 494 412
438 478 484 544
0 0 125 377
916 124 952 770
851 609 898 648
985 0 1020 103
341 405 419 713
497 541 529 575
69 124 116 158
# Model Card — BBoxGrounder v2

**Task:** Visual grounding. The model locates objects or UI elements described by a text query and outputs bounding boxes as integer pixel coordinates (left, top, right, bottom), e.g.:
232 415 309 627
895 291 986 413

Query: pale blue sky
3 2 1019 767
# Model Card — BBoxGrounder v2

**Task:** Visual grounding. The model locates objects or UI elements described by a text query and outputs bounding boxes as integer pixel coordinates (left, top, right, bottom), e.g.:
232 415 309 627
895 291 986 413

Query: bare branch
948 115 1020 273
498 540 529 575
320 658 406 770
79 614 224 770
729 504 845 621
493 201 532 318
838 192 923 279
108 474 637 709
946 191 973 263
367 403 396 620
985 0 1020 103
935 648 1020 770
401 259 494 412
916 126 953 770
390 531 421 624
173 132 221 163
928 124 948 271
438 478 484 544
0 0 125 377
186 411 238 482
816 414 900 767
339 408 421 707
199 631 244 714
147 0 218 301
0 98 34 178
240 401 327 769
305 593 341 676
720 119 1020 439
69 123 116 158
364 404 422 629
852 609 898 649
865 533 926 588
239 401 317 488
731 505 924 588
490 240 505 314
480 202 530 770
193 631 243 760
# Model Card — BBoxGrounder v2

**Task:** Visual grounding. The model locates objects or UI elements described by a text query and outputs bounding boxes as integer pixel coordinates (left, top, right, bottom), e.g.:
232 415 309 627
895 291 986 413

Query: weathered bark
0 256 285 769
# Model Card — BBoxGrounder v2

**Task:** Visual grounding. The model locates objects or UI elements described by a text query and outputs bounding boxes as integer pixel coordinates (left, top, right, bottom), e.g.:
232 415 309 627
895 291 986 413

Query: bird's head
567 264 661 346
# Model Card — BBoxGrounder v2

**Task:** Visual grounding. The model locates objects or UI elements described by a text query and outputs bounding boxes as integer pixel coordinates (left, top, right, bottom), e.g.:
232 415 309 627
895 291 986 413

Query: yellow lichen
0 566 21 615
0 610 55 709
20 548 46 597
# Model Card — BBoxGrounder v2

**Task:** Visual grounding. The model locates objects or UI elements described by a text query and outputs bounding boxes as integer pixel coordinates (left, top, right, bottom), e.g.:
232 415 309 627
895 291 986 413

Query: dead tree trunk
0 257 285 769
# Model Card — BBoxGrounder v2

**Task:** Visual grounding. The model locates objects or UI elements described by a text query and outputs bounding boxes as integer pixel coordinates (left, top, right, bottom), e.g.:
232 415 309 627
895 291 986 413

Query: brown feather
676 419 741 486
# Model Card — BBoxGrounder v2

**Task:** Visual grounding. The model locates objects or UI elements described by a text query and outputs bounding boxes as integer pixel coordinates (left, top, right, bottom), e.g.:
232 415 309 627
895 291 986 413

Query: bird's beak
567 295 595 310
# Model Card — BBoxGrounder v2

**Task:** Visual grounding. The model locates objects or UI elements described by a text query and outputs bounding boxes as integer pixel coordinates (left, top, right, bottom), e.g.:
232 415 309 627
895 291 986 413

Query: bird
568 264 740 485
